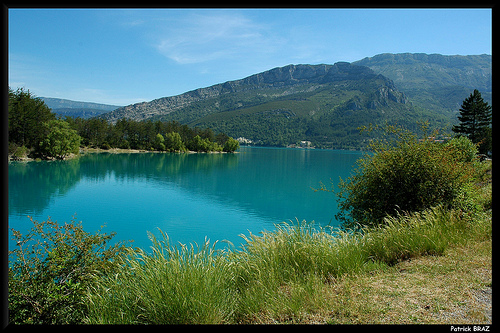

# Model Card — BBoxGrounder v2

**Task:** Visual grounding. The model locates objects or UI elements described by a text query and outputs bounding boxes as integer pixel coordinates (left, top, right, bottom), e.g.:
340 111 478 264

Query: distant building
300 141 312 148
237 137 253 145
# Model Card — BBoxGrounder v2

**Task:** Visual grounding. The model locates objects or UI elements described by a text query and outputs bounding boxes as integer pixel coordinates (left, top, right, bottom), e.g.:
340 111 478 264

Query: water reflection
9 152 240 217
9 148 362 249
9 159 82 216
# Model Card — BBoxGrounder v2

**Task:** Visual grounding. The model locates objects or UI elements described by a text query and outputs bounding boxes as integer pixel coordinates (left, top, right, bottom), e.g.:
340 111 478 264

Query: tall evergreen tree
8 87 55 149
452 89 492 155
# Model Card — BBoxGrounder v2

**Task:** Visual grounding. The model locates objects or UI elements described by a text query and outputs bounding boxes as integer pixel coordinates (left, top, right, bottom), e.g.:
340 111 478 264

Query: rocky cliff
101 62 408 123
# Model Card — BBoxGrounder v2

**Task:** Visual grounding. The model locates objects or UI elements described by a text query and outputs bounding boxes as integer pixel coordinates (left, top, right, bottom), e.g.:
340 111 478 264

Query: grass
85 204 491 324
86 231 238 324
325 239 492 324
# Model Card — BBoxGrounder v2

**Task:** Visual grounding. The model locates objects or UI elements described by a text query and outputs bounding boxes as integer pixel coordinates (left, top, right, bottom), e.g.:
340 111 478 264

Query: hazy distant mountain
353 53 492 113
41 97 121 119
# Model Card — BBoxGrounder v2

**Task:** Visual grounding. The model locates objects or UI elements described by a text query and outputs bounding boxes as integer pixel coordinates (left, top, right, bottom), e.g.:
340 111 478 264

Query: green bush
8 217 129 324
444 135 478 163
335 125 481 229
8 143 30 160
164 131 186 152
223 137 240 153
99 142 111 150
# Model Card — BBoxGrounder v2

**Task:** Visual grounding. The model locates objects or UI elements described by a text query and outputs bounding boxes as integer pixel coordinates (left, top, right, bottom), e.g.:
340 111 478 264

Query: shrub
99 142 111 150
164 132 186 152
444 135 478 163
8 216 129 324
223 137 240 153
8 143 29 160
335 125 481 229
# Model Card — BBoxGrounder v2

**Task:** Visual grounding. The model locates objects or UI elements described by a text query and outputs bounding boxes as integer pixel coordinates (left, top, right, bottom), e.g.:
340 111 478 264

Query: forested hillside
102 62 449 149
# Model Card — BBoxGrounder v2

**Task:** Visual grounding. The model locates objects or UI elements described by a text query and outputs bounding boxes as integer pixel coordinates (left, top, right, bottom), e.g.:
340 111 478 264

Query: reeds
85 206 491 324
86 230 238 324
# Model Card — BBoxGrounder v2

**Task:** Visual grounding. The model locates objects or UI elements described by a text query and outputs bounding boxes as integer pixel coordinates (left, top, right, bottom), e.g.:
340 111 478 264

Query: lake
8 147 363 251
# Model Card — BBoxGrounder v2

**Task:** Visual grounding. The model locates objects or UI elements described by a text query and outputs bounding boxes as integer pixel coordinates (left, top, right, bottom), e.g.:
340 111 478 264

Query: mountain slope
353 53 492 114
102 63 385 123
102 62 442 148
41 97 121 119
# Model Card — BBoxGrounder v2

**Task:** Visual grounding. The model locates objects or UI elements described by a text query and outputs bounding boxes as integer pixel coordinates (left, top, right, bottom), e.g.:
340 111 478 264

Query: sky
8 8 492 106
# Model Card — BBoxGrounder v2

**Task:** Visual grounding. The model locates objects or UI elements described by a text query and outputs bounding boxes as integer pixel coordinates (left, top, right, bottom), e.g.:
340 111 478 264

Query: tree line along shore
8 87 239 162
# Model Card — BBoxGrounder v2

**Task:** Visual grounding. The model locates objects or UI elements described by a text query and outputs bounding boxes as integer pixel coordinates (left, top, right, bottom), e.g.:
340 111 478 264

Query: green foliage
223 137 240 153
8 143 30 160
444 135 479 162
37 119 81 159
164 131 186 152
8 87 55 151
334 124 482 229
153 133 166 151
8 87 85 160
8 216 129 324
70 117 235 153
452 89 492 156
86 231 238 324
187 135 222 152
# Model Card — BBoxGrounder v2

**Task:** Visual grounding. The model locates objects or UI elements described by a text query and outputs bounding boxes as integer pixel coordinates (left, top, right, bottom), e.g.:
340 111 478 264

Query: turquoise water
8 147 363 250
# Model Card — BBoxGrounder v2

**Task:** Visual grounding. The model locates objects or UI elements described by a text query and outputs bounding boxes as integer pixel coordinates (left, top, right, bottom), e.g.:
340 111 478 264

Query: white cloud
153 12 284 65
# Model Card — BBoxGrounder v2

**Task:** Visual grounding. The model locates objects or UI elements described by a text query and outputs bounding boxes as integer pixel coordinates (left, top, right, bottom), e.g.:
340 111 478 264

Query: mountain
102 62 390 122
353 53 492 114
100 53 491 149
41 97 121 119
102 62 442 149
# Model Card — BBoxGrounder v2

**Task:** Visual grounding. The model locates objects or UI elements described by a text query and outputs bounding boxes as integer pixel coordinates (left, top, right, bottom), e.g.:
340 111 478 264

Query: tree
38 119 81 159
164 132 186 152
189 135 209 152
223 137 240 153
153 133 166 151
452 89 492 155
8 87 55 150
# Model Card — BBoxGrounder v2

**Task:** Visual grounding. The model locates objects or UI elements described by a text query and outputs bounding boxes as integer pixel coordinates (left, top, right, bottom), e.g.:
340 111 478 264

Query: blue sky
9 8 492 106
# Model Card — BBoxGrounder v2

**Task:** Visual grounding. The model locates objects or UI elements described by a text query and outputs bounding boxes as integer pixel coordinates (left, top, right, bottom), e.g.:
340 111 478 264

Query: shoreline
81 147 238 154
8 146 238 163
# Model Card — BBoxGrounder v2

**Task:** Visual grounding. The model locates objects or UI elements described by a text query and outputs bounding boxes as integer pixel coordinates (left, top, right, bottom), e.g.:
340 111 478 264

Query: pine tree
8 87 55 149
452 89 492 155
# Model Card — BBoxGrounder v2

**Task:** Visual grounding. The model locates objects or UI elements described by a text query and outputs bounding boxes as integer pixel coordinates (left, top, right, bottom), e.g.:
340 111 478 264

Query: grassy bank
85 203 491 324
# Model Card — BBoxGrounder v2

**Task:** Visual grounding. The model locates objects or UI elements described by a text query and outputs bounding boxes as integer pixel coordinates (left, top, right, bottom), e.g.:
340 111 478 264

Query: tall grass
86 230 238 324
85 205 491 324
362 206 491 265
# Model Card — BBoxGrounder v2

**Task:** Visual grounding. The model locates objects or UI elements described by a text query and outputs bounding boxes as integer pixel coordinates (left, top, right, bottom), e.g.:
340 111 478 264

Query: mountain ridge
41 97 122 119
353 53 491 113
101 62 409 124
47 52 490 149
41 97 121 111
